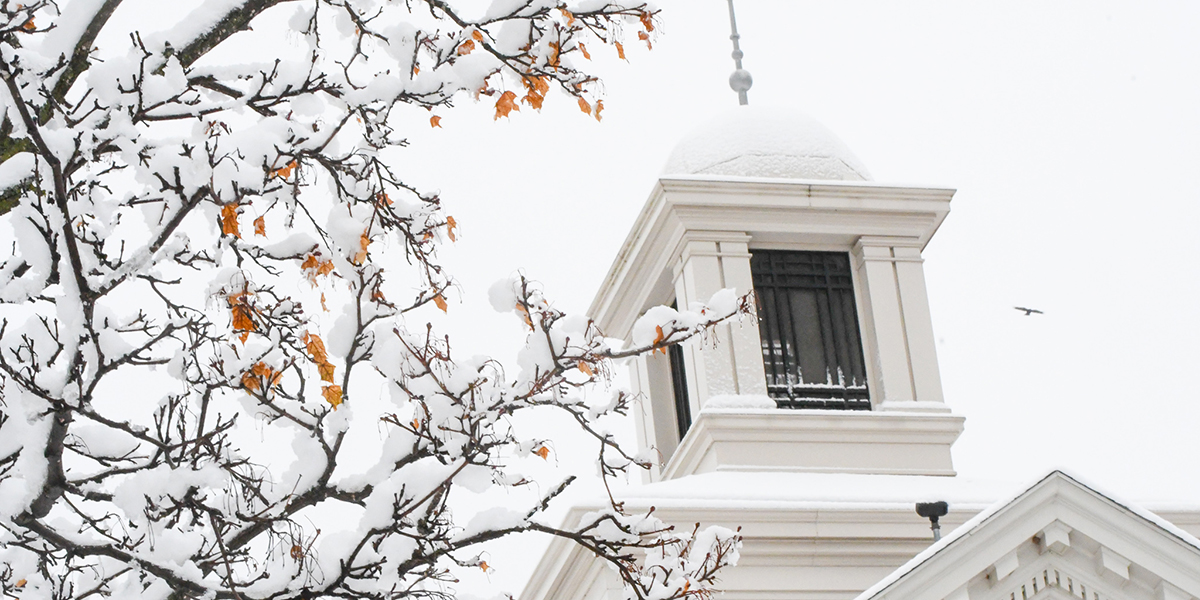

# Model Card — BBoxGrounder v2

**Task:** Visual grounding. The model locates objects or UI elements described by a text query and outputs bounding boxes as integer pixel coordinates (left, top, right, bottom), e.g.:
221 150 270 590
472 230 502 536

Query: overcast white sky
398 0 1200 505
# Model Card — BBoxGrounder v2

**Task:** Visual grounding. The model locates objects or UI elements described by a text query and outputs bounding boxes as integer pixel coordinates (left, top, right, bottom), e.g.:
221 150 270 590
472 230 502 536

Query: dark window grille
668 342 692 441
751 250 870 410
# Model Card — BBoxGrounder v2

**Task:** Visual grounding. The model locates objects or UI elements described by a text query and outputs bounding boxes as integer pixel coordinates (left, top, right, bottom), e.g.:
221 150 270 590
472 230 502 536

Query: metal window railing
751 250 870 411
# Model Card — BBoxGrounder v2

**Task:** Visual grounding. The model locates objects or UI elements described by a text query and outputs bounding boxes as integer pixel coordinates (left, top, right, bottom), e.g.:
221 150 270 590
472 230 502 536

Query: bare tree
0 1 743 599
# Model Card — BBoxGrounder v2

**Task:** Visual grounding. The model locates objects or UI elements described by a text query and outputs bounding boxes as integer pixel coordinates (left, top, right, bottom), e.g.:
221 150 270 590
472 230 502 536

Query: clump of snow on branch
0 1 740 600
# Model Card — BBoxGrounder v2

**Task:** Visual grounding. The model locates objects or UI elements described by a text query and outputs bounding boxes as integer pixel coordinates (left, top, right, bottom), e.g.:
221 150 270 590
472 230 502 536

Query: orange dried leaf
15 579 26 588
615 41 626 60
253 215 266 237
433 294 448 313
371 287 386 303
638 30 652 50
578 361 593 377
472 30 484 42
304 332 329 365
559 7 575 25
515 303 533 328
577 97 591 115
494 90 519 120
594 99 604 122
479 561 490 572
301 254 335 285
241 371 261 393
548 41 561 68
430 115 442 128
640 11 655 32
243 362 282 394
457 39 475 56
654 324 665 345
320 292 328 312
535 446 550 460
228 290 257 337
322 385 343 409
21 19 34 31
352 230 370 265
290 545 304 561
411 418 421 430
413 65 420 75
578 42 591 60
375 191 393 206
271 160 297 180
220 204 240 238
317 361 336 383
446 215 457 242
522 90 544 110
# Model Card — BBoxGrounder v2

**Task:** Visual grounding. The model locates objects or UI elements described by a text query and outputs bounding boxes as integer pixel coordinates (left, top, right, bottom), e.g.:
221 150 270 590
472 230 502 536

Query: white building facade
521 107 1200 600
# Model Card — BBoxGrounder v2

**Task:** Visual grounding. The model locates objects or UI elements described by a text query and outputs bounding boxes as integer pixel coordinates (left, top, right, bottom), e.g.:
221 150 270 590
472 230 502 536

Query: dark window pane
751 250 870 410
669 342 691 441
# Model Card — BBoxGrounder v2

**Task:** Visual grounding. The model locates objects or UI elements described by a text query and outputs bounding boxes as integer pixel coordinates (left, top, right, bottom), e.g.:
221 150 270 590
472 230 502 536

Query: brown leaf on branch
578 361 593 376
535 446 551 460
615 41 626 60
638 30 652 50
242 362 282 394
640 11 655 32
301 254 335 285
220 204 240 238
253 215 266 237
322 385 343 409
446 216 457 242
472 30 484 42
558 7 575 25
270 160 297 180
578 43 591 60
433 294 448 313
654 324 668 354
21 19 34 31
15 579 26 588
353 231 371 265
304 332 330 365
577 97 592 115
457 39 475 55
522 76 549 110
430 115 442 128
228 287 257 342
515 303 533 328
494 91 519 120
594 100 604 122
290 545 304 561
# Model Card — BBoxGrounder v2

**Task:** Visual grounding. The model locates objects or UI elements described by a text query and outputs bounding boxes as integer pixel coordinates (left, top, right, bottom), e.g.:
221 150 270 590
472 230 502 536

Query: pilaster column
853 236 947 411
672 232 768 408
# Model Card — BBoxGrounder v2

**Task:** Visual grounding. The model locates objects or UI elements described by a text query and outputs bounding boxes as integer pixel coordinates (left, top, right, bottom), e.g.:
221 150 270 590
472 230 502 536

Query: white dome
662 106 871 181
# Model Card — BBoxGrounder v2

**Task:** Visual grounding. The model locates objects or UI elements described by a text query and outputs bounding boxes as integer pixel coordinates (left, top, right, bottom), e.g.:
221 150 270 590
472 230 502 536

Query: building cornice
589 176 955 340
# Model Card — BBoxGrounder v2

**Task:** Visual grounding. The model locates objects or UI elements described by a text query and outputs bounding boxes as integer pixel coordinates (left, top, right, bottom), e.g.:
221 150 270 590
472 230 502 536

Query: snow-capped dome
662 106 871 181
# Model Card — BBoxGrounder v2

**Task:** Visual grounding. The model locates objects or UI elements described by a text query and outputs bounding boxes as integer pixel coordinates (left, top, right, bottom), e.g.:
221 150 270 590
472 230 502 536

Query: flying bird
1014 306 1044 316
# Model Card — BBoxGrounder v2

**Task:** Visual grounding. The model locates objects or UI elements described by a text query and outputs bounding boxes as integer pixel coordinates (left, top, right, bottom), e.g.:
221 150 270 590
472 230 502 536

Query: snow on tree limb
0 2 739 599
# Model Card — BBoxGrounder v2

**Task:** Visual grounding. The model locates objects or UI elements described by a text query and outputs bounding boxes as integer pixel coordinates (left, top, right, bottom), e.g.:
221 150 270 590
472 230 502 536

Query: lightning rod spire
726 0 753 105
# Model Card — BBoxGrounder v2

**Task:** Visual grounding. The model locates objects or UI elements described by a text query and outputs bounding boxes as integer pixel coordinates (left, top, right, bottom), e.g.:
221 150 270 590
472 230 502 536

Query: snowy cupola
591 105 963 482
661 106 872 181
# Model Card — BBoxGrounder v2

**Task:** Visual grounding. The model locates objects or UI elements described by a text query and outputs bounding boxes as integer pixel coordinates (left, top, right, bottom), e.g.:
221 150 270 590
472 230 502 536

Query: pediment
857 471 1200 600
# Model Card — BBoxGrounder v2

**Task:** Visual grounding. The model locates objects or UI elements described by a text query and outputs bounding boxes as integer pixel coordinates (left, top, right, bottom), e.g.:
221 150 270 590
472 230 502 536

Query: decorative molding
662 409 964 480
990 549 1021 584
1095 547 1130 581
1040 521 1073 555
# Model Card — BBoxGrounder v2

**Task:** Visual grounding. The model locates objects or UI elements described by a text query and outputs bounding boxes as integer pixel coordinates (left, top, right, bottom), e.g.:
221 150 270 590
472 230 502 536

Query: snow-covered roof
661 105 872 181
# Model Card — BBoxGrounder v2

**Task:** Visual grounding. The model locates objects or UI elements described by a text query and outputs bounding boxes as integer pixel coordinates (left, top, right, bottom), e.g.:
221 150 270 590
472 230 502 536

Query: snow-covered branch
0 2 741 599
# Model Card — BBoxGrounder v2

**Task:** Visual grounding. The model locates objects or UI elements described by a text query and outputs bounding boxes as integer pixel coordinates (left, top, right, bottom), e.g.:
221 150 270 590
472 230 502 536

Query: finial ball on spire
729 69 753 94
